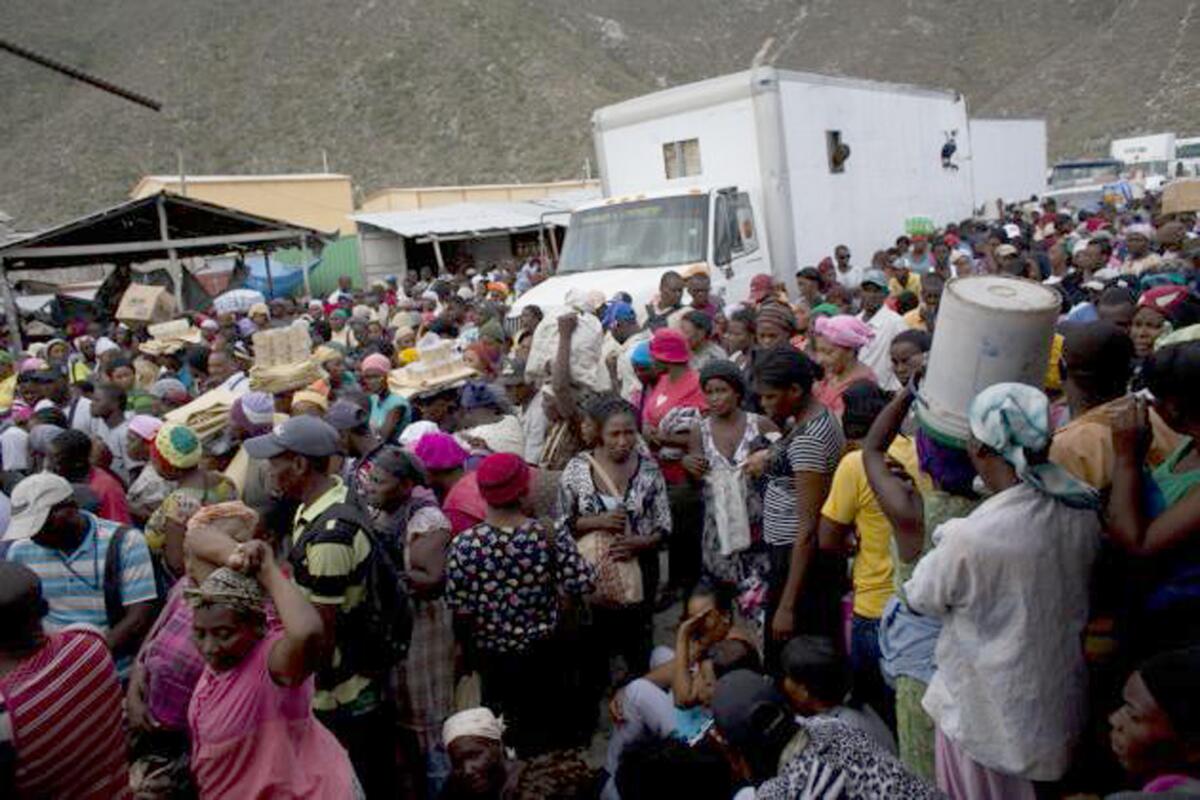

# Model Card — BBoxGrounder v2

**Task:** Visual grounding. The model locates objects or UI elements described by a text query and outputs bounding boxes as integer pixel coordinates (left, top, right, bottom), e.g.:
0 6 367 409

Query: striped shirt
762 408 845 547
3 513 157 676
0 628 131 799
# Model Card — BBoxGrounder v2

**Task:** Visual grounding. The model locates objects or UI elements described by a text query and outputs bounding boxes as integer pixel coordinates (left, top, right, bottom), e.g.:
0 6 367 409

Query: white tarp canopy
351 191 598 241
14 286 99 314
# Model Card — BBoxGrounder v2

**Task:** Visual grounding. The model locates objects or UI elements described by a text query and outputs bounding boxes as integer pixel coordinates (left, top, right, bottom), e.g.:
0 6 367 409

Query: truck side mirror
713 193 735 266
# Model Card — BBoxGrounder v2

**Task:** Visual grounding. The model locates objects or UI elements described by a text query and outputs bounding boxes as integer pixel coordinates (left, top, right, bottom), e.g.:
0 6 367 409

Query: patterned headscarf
184 566 264 618
230 391 275 436
155 422 202 470
968 382 1099 509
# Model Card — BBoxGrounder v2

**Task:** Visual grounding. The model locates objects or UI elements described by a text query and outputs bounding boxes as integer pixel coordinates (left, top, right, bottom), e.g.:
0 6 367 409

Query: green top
893 488 980 601
1152 437 1200 508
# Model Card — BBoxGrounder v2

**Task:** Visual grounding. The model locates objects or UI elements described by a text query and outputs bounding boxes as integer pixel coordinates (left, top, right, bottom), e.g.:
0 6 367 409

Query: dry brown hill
2 0 1198 228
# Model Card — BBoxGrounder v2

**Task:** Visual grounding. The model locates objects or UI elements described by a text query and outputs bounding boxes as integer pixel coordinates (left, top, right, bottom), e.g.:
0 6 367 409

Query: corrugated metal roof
351 191 596 239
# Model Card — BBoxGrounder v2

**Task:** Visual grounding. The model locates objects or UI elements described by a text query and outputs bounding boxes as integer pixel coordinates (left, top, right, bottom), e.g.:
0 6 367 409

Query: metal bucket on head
916 275 1060 447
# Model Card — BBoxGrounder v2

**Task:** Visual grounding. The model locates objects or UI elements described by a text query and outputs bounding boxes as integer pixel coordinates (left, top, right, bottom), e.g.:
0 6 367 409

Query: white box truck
511 68 975 318
968 118 1047 218
1112 133 1177 190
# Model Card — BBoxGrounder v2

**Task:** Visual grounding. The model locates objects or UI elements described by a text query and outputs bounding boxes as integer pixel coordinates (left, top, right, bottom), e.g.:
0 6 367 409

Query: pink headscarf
361 353 392 375
413 432 469 471
814 314 875 350
128 414 164 442
649 328 691 364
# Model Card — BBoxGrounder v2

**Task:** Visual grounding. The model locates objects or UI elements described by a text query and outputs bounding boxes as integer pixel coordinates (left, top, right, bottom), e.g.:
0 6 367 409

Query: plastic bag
524 311 611 392
707 465 752 556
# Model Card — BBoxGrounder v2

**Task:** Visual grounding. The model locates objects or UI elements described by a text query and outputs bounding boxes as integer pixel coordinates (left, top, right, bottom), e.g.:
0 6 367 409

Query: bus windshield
559 195 708 273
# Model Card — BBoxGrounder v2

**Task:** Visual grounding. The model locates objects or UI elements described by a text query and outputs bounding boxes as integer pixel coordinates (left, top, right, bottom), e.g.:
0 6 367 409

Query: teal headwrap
968 382 1100 510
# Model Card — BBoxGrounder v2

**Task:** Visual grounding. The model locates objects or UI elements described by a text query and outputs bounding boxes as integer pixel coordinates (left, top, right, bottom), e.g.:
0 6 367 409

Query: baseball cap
243 415 341 459
5 473 74 541
325 400 368 432
711 669 792 751
994 244 1019 258
860 269 888 290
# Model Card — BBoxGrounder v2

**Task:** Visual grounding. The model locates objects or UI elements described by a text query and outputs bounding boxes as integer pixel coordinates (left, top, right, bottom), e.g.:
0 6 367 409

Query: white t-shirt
1 426 29 471
91 413 133 484
856 307 911 392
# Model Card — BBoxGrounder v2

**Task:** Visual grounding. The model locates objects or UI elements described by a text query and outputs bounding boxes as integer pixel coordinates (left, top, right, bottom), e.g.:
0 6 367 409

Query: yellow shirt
888 272 921 298
0 373 15 412
821 437 918 618
1050 400 1180 490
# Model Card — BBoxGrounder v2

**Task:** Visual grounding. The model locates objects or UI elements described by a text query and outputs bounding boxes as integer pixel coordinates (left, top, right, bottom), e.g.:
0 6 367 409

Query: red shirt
0 629 131 799
88 467 131 524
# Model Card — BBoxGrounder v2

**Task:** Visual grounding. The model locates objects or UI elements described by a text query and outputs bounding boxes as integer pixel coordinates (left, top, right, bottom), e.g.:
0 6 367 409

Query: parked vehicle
968 118 1047 218
512 67 977 318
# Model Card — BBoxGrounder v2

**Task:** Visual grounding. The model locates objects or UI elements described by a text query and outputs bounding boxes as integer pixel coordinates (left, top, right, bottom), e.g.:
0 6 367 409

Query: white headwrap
399 420 439 449
442 707 505 747
95 337 120 356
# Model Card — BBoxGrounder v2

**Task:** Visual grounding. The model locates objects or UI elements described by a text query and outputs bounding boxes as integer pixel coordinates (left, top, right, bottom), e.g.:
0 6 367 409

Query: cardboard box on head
1162 179 1200 215
117 284 176 324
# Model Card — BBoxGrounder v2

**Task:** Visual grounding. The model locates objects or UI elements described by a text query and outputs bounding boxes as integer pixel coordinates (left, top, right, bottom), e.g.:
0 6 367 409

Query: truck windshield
1049 161 1122 188
559 195 708 273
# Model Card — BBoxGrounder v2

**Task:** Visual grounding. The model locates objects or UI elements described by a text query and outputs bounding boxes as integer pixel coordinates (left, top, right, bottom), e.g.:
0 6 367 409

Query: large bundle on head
388 336 477 398
164 387 240 442
918 275 1060 446
523 289 611 392
248 359 324 394
247 325 323 394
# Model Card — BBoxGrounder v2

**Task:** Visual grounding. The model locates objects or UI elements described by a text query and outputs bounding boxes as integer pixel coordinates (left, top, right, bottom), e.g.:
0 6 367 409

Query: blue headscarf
630 340 652 369
602 301 637 331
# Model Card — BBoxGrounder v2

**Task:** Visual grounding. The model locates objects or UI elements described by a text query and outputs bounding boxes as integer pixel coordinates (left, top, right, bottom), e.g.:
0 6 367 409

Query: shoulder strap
582 452 623 498
103 525 131 627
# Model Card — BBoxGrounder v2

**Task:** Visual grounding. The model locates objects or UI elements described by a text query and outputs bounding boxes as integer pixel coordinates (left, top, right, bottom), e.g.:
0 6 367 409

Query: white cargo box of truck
516 68 975 317
969 118 1048 218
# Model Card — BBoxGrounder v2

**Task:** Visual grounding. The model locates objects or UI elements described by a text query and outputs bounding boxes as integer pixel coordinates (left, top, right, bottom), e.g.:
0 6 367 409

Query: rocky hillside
2 0 1198 228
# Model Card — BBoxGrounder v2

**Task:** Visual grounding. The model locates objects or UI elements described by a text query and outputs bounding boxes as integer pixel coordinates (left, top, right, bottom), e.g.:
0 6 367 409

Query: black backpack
288 501 413 672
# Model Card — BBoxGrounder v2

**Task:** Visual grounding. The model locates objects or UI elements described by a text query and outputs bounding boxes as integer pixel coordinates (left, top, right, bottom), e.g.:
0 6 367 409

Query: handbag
706 465 752 556
576 453 644 607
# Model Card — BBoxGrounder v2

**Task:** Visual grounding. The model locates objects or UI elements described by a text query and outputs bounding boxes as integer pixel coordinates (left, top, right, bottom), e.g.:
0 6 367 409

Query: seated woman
603 584 759 800
186 540 357 800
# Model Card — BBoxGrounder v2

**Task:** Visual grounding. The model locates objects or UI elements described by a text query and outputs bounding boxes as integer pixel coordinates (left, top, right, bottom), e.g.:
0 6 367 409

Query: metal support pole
431 236 446 274
263 249 274 299
300 235 312 300
155 194 183 310
0 259 22 353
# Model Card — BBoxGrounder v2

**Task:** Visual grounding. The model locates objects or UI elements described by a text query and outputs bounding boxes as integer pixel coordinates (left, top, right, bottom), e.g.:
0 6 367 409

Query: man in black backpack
245 415 403 798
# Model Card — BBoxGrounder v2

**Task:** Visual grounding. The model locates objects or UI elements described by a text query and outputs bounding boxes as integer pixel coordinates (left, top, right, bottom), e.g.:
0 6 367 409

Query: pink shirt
88 467 131 524
445 471 487 536
188 631 353 800
813 363 877 419
642 370 707 430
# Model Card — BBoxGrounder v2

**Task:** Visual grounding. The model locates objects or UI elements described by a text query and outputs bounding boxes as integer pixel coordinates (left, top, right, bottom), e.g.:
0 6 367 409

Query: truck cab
509 185 766 321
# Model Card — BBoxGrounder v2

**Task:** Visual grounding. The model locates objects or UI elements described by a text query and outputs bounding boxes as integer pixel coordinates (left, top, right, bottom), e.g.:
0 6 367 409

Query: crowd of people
1 192 1199 800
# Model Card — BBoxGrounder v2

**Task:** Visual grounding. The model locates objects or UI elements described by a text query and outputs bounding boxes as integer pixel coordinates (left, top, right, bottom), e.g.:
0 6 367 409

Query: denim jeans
850 613 896 732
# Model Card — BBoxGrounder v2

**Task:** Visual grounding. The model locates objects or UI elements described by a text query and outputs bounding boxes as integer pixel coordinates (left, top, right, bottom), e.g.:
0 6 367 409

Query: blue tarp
239 254 320 299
